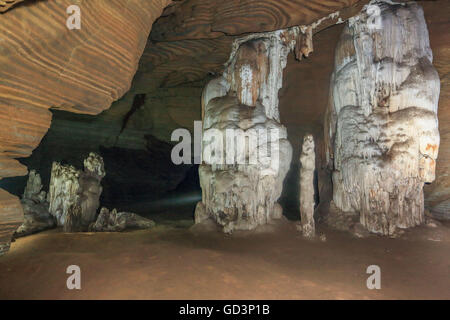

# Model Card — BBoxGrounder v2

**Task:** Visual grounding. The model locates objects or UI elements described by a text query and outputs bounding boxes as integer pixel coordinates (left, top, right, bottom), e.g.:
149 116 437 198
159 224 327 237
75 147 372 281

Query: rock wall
326 1 440 235
0 189 23 255
0 0 170 253
0 0 24 12
421 0 450 220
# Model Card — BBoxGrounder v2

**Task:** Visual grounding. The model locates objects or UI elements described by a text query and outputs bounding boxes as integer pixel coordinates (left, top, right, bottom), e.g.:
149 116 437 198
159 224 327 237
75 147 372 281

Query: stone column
195 27 315 232
325 1 440 235
299 134 316 238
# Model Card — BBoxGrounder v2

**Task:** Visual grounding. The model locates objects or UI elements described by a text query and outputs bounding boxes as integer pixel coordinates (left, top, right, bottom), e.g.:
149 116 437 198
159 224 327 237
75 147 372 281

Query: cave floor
0 217 449 300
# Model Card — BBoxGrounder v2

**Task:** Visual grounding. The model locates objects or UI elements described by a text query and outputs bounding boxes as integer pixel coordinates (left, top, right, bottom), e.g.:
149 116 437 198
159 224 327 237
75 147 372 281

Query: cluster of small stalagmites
89 207 155 232
297 134 316 239
15 170 55 238
48 153 105 232
325 1 440 236
196 30 296 233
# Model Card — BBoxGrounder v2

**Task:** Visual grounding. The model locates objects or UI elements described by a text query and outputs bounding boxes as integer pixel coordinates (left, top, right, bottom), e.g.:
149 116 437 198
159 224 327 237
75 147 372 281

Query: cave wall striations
0 0 170 254
326 2 441 235
0 0 24 13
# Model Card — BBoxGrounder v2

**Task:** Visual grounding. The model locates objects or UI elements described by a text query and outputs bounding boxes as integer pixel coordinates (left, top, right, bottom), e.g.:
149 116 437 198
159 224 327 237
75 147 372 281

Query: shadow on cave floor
1 219 449 299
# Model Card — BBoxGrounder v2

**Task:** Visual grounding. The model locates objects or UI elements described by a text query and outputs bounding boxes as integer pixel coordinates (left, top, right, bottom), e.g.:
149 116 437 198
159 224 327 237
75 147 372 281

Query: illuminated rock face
48 153 105 231
299 134 316 239
196 30 302 232
326 1 440 235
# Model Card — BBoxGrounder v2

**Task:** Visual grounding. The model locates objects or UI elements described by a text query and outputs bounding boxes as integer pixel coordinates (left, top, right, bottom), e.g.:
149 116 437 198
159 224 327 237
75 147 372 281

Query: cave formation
0 0 449 300
326 2 441 236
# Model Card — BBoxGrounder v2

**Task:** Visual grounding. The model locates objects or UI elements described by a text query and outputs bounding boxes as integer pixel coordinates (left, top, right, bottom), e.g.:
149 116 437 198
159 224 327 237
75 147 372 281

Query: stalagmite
22 170 45 202
48 153 105 232
15 170 55 238
195 28 305 232
325 1 440 235
299 134 316 239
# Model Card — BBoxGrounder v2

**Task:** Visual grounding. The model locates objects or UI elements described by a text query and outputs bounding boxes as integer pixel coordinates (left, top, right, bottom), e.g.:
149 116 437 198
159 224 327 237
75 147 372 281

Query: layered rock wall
0 0 170 253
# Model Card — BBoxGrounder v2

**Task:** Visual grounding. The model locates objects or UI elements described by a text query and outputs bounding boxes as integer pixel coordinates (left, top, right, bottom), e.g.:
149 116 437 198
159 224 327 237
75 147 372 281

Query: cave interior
0 0 449 300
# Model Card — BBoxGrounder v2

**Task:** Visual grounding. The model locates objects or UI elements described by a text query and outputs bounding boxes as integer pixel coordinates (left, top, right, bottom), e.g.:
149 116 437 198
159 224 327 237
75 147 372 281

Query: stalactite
299 134 316 239
325 1 440 236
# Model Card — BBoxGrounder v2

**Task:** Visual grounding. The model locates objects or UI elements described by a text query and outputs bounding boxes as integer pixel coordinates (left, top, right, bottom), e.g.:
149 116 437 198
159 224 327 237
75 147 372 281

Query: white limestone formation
48 162 81 227
195 29 299 233
325 1 440 235
79 153 106 226
22 170 45 202
299 134 316 239
16 170 55 237
89 207 155 232
48 153 105 231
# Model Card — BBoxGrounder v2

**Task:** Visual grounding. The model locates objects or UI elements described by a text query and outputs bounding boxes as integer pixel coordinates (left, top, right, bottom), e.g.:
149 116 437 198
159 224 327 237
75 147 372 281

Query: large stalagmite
194 28 312 232
299 134 316 239
48 153 105 232
325 1 440 235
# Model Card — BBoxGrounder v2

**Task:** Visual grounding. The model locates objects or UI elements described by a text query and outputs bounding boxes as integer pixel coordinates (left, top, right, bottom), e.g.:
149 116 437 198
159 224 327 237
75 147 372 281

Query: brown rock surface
0 0 171 253
0 189 23 255
1 0 449 250
422 0 450 218
151 0 367 41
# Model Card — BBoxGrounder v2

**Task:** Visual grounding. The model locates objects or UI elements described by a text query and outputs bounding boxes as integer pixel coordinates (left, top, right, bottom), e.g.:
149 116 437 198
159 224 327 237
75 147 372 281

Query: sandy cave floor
0 214 449 300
